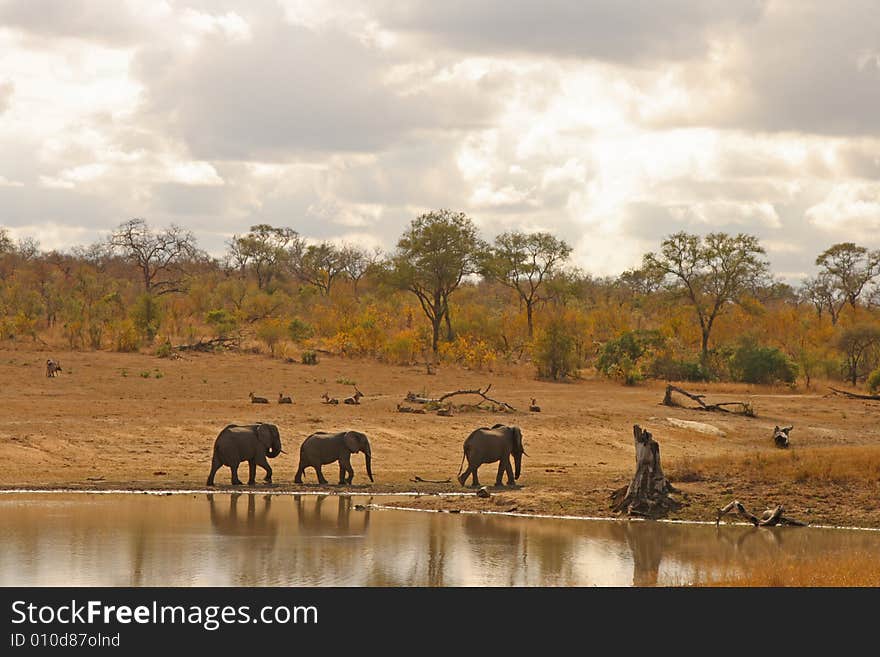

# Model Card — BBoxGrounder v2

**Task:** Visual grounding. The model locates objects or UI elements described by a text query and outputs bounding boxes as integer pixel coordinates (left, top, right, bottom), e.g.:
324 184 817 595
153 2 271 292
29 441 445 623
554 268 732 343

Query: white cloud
806 183 880 237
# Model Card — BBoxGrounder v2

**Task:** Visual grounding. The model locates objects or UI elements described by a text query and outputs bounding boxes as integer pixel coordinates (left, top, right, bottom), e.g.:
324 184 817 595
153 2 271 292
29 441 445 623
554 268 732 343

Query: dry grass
696 552 880 587
689 446 880 486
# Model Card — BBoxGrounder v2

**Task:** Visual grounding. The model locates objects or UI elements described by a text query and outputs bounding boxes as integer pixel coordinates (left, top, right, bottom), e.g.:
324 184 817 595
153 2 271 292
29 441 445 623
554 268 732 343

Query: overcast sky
1 0 879 279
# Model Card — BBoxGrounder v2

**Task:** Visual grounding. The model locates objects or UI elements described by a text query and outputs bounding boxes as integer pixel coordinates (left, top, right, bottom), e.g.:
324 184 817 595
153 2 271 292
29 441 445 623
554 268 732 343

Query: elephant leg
294 462 305 484
247 459 257 485
504 457 515 486
206 455 221 486
230 463 243 486
495 461 506 487
256 454 272 483
315 465 328 485
346 463 354 485
338 461 347 485
470 465 480 487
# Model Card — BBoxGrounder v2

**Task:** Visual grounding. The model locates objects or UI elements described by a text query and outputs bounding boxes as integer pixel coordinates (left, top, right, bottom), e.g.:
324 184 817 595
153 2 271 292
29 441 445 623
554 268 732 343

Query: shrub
155 341 174 358
288 317 315 342
301 350 318 365
256 318 287 357
596 329 665 385
729 338 798 384
206 309 237 338
867 367 880 393
130 294 163 343
533 316 579 380
648 356 709 382
381 329 423 365
112 320 141 352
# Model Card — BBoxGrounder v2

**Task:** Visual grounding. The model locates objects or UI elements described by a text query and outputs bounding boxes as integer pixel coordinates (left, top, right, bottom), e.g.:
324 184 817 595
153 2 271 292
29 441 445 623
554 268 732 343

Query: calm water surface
2 493 879 586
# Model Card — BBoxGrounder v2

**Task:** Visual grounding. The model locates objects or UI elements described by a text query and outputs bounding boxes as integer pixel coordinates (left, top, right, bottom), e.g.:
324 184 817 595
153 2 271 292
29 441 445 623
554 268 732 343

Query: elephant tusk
521 450 528 456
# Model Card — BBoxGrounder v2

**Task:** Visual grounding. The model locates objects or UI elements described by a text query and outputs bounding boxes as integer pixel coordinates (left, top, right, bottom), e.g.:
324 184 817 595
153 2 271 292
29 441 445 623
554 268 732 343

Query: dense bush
867 367 880 393
533 316 580 380
729 338 798 384
596 329 665 385
647 356 709 382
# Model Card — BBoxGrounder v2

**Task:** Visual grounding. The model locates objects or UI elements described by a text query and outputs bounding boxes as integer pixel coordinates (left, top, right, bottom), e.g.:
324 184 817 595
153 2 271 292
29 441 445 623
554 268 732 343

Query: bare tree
108 218 200 295
801 273 846 324
339 244 382 297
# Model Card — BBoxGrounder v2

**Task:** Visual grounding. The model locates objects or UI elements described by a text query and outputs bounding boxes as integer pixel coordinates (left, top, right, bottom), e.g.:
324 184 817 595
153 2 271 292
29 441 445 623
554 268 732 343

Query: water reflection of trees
4 495 880 586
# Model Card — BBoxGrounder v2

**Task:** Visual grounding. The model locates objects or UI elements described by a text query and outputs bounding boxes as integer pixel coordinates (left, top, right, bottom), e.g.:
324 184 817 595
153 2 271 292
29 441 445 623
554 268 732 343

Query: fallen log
403 384 516 412
175 336 237 352
662 385 754 416
829 386 880 401
716 500 807 527
610 425 682 518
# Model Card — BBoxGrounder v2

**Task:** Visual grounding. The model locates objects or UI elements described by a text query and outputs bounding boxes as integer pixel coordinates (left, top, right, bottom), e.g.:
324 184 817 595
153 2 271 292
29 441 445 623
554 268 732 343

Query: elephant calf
294 430 373 485
457 424 526 487
207 423 282 486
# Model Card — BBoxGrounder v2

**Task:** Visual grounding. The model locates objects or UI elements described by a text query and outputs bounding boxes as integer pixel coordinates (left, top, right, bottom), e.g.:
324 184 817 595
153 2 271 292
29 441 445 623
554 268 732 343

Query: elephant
457 424 526 487
294 430 373 485
206 423 282 486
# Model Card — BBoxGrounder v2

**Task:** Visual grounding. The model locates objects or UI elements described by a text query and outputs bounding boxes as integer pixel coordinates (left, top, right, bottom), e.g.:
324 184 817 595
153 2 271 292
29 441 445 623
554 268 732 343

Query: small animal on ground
458 423 526 488
322 392 339 405
529 398 541 412
278 393 293 404
206 423 282 486
46 359 62 377
294 430 373 485
249 392 269 404
343 386 363 405
773 425 793 448
437 407 453 417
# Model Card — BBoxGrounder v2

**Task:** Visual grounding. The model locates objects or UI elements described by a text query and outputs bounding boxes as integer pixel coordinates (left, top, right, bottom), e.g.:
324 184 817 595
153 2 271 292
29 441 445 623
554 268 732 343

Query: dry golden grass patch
697 552 880 587
678 445 880 486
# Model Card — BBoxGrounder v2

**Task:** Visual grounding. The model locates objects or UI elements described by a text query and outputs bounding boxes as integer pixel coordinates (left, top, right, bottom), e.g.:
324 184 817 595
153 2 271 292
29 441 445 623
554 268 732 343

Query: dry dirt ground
2 348 879 527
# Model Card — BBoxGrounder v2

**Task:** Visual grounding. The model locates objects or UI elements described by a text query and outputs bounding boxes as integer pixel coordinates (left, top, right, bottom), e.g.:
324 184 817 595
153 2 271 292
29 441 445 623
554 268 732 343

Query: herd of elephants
206 422 526 490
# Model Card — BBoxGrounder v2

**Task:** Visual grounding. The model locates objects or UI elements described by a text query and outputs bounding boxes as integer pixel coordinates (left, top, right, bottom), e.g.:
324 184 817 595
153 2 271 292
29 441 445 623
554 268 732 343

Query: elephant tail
457 445 468 477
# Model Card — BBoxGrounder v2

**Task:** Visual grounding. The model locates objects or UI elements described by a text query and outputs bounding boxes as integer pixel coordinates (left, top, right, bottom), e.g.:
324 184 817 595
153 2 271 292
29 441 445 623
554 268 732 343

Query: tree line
2 210 880 389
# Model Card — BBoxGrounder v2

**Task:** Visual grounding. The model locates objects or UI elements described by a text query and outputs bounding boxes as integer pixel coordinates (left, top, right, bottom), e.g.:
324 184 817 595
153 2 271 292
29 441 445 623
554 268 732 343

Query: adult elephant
294 430 373 485
457 424 526 487
206 423 282 486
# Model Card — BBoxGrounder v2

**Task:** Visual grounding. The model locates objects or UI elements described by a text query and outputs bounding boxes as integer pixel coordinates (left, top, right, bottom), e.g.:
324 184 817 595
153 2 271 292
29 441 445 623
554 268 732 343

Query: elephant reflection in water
292 495 371 536
207 493 279 537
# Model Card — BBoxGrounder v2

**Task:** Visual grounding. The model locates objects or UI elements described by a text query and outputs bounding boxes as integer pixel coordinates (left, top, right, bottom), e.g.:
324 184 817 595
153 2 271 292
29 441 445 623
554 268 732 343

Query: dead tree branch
610 425 682 518
662 385 754 416
403 384 516 411
716 500 807 527
829 386 880 401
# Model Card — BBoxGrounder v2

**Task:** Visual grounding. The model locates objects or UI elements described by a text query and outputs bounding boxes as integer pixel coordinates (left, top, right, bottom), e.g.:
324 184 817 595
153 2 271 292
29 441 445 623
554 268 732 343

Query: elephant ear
344 431 361 453
513 426 524 453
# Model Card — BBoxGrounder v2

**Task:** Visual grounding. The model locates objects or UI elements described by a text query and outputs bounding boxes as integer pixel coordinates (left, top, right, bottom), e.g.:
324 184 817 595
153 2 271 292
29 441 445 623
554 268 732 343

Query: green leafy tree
388 209 482 354
294 242 346 297
130 294 164 343
482 231 571 338
227 224 301 290
643 232 769 363
533 315 579 380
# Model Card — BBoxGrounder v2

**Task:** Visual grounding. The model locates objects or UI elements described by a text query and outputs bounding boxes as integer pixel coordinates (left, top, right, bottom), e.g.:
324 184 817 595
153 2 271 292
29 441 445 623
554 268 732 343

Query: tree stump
611 425 681 518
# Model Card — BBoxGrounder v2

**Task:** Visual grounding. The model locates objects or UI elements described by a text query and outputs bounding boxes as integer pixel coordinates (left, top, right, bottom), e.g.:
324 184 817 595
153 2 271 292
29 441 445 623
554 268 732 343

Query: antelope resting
278 393 293 404
343 386 363 405
773 425 793 448
529 398 541 412
249 392 269 404
322 392 339 405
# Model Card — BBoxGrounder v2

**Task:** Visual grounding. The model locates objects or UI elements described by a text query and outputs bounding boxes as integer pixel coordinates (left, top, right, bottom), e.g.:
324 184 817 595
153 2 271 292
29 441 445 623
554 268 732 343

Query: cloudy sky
1 0 879 279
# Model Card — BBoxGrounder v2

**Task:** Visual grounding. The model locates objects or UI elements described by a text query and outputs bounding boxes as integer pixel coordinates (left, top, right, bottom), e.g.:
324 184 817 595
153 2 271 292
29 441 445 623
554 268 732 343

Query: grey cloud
0 0 144 45
133 22 501 160
375 0 766 64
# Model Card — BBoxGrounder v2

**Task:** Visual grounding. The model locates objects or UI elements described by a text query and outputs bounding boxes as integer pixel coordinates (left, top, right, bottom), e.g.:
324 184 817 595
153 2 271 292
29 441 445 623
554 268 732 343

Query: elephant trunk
514 452 522 480
364 448 373 482
267 444 281 458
